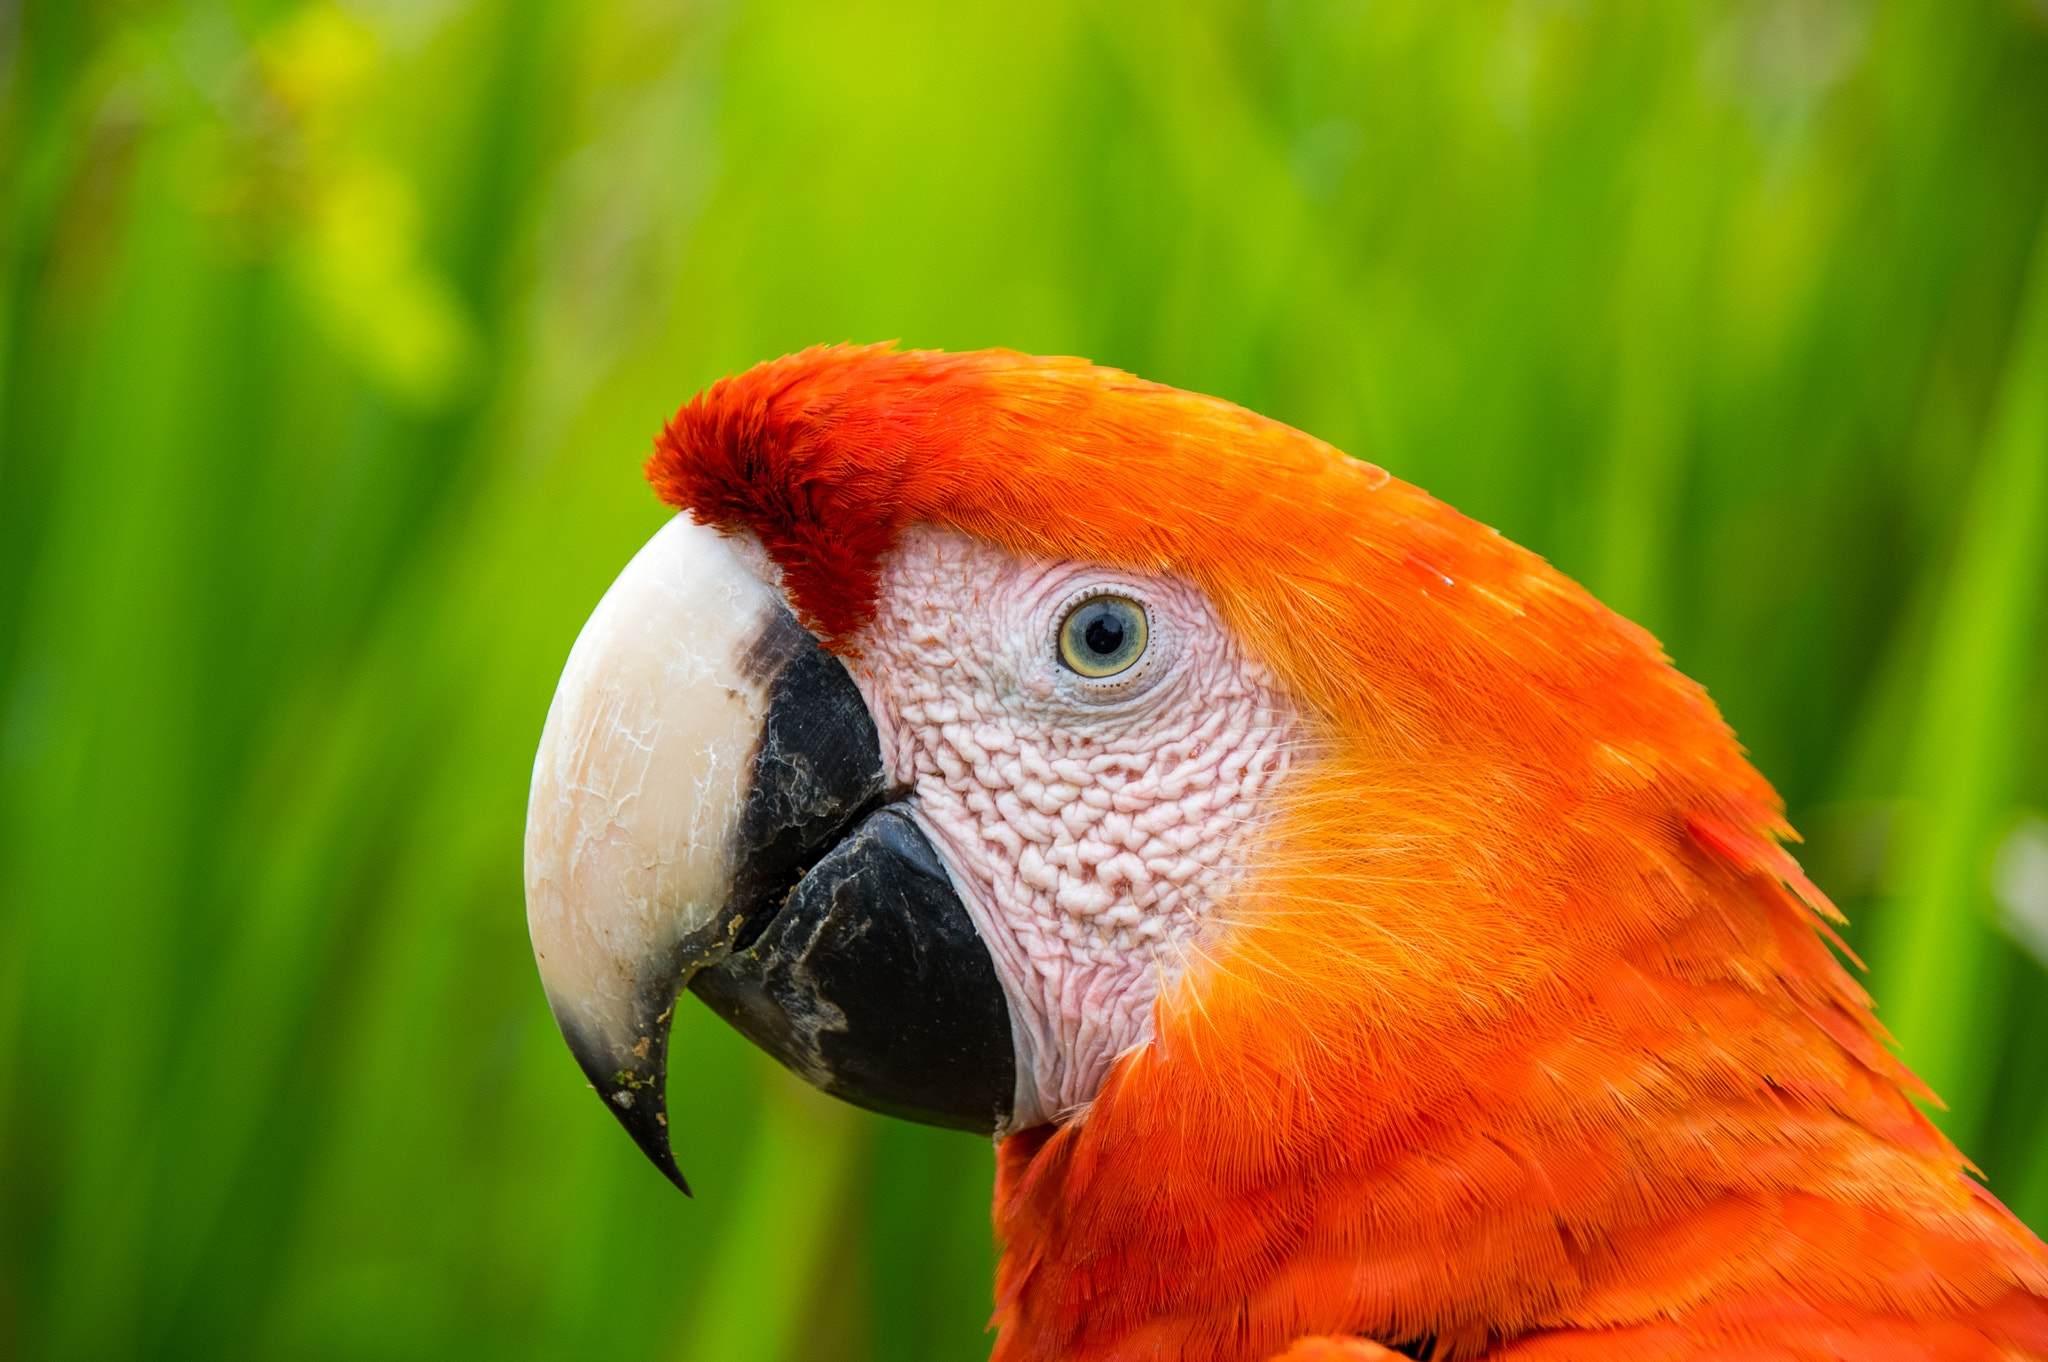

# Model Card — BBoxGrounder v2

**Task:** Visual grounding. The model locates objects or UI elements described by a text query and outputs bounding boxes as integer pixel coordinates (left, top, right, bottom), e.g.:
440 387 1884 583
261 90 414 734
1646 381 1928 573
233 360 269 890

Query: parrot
522 343 2048 1361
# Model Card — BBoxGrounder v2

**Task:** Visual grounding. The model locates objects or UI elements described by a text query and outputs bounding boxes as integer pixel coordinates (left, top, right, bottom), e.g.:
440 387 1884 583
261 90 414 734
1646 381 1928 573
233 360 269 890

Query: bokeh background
3 0 2048 1358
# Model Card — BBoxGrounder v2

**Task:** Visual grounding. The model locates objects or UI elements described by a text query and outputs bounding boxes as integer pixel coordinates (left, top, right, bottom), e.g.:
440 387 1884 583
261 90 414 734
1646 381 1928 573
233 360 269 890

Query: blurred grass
1 1 2046 1359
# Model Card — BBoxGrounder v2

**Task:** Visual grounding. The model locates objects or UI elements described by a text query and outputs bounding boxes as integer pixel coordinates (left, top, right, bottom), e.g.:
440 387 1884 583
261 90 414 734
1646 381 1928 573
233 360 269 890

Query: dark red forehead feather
650 345 1049 638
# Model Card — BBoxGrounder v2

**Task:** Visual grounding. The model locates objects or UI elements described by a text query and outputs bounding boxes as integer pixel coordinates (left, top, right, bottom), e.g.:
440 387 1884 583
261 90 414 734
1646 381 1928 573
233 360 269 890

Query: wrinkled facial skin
842 527 1302 1129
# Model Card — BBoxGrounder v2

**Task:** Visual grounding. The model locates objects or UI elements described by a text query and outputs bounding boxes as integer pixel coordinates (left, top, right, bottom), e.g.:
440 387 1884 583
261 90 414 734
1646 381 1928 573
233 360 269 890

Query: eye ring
1057 595 1149 678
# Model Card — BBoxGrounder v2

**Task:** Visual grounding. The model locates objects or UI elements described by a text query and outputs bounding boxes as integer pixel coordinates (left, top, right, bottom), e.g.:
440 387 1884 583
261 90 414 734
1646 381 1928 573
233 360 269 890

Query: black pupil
1083 610 1124 657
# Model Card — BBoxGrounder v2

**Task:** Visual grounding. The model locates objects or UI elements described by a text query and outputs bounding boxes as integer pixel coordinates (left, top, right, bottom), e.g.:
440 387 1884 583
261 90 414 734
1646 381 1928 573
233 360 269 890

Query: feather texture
650 344 2048 1361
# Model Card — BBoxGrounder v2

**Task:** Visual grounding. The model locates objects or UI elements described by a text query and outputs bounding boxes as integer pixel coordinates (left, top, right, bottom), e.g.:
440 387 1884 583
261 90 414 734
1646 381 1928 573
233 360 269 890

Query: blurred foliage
1 0 2046 1358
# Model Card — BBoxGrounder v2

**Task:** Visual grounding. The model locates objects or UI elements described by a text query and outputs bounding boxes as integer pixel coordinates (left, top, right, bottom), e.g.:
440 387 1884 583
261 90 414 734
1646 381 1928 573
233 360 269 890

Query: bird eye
1057 595 1148 678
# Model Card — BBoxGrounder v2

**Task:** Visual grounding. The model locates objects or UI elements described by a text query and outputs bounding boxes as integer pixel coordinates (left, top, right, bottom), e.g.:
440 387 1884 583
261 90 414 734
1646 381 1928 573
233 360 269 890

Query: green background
4 1 2048 1358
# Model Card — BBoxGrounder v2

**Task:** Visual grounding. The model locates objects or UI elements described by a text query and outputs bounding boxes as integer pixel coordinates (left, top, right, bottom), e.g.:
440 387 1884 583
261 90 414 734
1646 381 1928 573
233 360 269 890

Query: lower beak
523 516 1015 1192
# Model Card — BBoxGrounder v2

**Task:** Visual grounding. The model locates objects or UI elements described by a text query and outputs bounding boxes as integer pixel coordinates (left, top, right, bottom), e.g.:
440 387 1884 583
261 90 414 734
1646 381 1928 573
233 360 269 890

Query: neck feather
987 756 2036 1361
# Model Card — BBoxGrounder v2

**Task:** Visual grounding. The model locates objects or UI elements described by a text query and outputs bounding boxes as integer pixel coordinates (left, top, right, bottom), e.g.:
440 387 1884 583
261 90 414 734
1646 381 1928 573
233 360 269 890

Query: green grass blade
1866 200 2048 1151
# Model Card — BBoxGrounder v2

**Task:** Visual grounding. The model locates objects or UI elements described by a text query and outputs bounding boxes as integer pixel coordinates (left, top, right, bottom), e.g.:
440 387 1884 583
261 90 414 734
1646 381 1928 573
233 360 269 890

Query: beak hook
563 995 691 1195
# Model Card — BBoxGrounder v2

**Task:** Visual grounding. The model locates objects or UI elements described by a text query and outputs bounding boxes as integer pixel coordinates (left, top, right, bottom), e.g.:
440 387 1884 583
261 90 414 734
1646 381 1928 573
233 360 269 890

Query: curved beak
524 516 1015 1193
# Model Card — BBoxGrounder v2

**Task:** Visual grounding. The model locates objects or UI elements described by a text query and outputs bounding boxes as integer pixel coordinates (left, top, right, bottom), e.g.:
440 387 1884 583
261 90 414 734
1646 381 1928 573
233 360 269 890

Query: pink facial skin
845 527 1303 1131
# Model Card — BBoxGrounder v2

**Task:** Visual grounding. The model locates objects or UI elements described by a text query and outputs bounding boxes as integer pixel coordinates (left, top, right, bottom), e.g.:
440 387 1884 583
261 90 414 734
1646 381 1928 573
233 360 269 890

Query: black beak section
690 803 1016 1133
525 516 1016 1194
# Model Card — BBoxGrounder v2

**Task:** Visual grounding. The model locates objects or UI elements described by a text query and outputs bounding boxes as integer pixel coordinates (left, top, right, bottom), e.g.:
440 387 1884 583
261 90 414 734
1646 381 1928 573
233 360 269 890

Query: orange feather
650 345 2048 1361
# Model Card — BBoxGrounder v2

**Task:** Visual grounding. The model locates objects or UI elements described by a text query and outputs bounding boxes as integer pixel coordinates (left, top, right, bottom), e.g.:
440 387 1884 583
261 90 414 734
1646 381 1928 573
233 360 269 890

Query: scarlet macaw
524 345 2048 1360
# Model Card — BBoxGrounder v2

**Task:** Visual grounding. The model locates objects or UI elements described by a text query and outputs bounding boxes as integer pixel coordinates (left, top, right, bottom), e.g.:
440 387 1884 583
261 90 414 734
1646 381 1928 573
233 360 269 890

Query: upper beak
524 516 1015 1192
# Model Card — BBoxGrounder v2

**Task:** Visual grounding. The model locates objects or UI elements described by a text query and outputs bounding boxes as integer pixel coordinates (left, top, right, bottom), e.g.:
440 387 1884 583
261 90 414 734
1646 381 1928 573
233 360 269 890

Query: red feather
651 345 2048 1361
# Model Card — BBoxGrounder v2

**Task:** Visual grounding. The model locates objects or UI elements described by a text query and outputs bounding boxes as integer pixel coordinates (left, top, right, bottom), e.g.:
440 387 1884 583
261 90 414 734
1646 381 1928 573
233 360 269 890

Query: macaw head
524 346 2013 1359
